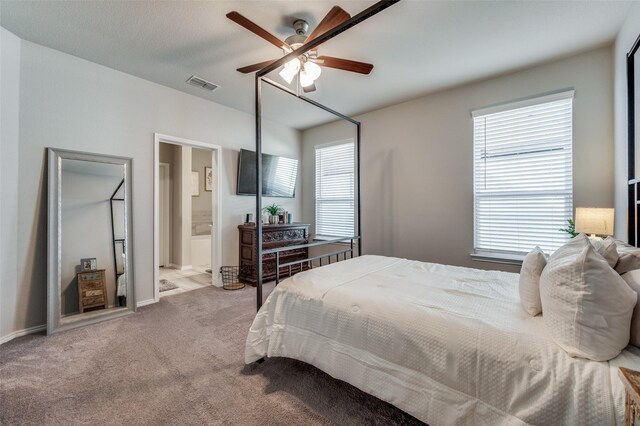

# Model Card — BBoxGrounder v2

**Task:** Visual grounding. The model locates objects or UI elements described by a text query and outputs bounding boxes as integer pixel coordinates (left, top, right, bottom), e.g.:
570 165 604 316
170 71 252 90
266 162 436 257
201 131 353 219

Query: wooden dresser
77 269 108 313
238 223 310 285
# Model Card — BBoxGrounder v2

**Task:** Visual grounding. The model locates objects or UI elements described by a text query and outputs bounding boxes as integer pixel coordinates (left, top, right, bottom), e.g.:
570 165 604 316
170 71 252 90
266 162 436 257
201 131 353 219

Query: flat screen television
236 149 298 198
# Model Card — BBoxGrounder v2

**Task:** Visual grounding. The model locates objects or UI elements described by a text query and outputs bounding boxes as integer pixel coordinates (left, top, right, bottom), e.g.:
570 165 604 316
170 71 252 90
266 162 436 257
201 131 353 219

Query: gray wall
0 27 21 340
614 3 640 240
302 46 614 274
1 34 302 340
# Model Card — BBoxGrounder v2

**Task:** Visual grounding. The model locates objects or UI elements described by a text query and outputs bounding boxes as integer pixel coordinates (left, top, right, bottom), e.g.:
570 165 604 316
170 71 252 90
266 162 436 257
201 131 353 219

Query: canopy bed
243 0 640 424
246 255 640 425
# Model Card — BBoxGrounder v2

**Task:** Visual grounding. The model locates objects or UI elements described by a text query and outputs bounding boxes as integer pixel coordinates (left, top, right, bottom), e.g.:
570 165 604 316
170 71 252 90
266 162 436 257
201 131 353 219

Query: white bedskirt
246 255 640 426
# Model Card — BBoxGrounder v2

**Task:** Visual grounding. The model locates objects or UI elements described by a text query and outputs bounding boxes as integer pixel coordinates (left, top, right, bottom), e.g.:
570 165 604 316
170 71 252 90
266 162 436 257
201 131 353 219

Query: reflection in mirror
61 159 126 316
48 149 134 334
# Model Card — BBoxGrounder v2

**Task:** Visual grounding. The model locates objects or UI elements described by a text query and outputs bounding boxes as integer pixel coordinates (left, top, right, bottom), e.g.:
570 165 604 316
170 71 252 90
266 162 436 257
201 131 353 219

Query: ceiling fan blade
237 59 278 74
316 56 373 75
302 82 317 93
227 11 290 50
304 6 350 45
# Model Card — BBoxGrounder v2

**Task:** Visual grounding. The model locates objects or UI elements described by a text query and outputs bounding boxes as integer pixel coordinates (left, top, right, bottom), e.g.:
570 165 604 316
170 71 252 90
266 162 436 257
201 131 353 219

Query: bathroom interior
158 142 215 296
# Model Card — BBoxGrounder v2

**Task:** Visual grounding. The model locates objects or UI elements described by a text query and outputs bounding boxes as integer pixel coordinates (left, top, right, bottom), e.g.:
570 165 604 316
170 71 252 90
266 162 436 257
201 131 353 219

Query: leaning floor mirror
47 148 135 334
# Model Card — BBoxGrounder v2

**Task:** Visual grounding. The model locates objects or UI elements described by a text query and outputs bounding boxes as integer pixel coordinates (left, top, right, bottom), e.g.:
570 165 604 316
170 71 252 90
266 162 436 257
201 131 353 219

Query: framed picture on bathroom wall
205 167 213 192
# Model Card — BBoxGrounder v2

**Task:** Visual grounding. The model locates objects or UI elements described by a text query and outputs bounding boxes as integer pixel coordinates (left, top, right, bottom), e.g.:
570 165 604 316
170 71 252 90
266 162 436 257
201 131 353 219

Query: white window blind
473 92 573 255
315 141 355 238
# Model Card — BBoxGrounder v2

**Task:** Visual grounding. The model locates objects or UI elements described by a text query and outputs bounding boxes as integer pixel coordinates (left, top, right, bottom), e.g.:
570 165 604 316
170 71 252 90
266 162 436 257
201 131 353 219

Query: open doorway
153 134 221 301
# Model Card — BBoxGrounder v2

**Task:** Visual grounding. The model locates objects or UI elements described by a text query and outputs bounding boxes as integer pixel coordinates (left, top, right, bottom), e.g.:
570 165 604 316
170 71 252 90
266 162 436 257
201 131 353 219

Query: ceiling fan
227 6 374 93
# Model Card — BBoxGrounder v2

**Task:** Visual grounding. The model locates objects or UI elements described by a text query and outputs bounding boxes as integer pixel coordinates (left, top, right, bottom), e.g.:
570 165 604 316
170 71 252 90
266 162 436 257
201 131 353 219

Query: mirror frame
47 148 135 334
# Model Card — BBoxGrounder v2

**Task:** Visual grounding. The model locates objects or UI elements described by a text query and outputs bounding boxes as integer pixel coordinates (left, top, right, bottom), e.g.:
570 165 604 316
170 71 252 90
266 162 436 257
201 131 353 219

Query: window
473 91 574 257
315 141 355 238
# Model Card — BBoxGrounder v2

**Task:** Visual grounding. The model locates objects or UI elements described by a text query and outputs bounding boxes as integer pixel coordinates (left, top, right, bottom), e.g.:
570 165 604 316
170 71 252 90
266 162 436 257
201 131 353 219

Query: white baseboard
136 298 157 308
167 263 193 271
0 324 47 345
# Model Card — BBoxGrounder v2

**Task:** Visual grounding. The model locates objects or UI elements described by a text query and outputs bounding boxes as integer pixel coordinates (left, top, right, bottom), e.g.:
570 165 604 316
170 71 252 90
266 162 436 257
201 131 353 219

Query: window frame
314 139 356 241
471 90 575 263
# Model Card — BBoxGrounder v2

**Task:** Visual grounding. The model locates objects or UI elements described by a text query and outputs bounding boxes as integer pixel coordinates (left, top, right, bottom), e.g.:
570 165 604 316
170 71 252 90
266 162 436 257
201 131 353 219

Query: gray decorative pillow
616 254 640 275
614 238 640 274
592 237 619 268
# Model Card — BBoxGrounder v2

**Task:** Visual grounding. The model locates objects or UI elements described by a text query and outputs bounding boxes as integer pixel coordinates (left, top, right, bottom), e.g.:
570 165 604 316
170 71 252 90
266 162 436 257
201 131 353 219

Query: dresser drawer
79 271 103 282
263 228 307 243
82 295 105 307
81 280 104 290
81 287 104 298
82 288 104 297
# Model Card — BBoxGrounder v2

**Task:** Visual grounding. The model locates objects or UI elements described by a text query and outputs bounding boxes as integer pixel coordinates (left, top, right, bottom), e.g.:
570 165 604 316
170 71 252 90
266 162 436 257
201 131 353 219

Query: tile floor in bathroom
159 265 212 297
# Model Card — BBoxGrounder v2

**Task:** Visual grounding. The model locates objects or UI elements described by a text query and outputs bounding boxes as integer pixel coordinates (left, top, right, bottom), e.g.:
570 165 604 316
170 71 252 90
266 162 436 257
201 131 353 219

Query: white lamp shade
299 70 314 87
575 207 614 236
304 62 322 80
278 58 300 84
284 57 300 72
279 67 296 84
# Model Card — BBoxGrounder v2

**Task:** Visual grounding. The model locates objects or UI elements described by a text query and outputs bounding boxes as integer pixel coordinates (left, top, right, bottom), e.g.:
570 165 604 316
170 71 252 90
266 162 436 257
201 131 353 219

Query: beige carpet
0 283 423 425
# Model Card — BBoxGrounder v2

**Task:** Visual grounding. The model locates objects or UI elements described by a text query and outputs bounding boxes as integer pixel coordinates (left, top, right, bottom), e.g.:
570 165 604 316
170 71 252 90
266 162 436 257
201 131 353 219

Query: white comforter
245 255 640 426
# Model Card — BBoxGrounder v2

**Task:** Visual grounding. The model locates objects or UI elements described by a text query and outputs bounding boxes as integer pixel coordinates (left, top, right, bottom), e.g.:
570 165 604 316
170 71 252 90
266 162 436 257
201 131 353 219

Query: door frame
153 133 222 302
158 162 170 268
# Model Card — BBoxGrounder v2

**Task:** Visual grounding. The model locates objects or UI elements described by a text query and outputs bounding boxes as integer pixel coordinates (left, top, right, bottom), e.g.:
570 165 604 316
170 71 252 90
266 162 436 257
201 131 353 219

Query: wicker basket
219 266 246 290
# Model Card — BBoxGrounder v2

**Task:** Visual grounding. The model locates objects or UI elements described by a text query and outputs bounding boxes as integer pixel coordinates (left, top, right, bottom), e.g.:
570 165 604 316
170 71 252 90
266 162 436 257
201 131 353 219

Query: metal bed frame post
627 33 640 246
110 179 125 281
356 122 362 256
255 74 264 312
254 0 400 310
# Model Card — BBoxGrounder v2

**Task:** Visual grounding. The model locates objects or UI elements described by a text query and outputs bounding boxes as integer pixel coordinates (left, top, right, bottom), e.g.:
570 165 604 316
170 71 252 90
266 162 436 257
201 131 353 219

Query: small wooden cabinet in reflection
77 269 108 313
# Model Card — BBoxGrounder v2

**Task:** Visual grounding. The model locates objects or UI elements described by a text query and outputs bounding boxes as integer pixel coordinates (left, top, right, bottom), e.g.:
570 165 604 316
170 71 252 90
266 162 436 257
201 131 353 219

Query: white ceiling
0 1 632 129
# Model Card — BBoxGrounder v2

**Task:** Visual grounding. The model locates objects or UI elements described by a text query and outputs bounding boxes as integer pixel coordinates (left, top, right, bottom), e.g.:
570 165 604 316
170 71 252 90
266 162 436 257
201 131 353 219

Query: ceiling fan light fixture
279 57 301 84
299 70 315 88
304 62 322 80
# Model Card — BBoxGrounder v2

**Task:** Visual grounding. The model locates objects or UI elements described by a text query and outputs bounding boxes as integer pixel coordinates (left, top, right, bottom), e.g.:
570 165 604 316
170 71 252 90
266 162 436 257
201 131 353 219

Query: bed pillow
539 233 637 361
614 238 640 274
616 254 640 275
519 246 546 316
592 237 619 268
622 270 640 347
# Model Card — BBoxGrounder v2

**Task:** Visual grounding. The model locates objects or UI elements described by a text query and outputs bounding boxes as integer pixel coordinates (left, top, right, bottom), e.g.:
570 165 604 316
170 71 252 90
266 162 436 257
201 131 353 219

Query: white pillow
539 234 637 361
592 237 619 268
622 270 640 348
614 238 640 274
519 246 546 316
617 254 640 275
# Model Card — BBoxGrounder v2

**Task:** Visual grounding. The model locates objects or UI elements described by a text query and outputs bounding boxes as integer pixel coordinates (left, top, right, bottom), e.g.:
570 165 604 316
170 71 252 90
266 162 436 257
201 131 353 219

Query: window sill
470 251 525 266
313 235 352 245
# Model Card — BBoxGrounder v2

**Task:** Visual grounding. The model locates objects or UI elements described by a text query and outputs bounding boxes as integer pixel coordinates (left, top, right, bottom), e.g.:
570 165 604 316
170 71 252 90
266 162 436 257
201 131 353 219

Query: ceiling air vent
186 75 220 92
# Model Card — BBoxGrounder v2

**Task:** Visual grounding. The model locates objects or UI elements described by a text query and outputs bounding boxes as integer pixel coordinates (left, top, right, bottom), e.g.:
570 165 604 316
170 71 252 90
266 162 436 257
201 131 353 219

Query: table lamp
574 207 614 239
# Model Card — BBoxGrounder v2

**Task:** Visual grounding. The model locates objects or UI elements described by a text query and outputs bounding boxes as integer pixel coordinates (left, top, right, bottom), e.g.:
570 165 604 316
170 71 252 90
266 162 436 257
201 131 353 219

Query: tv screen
237 149 298 198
